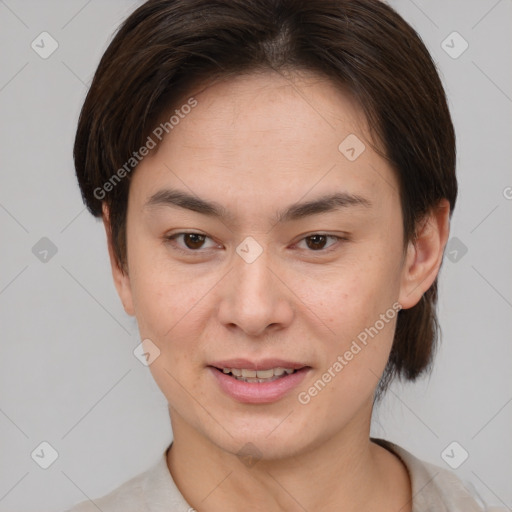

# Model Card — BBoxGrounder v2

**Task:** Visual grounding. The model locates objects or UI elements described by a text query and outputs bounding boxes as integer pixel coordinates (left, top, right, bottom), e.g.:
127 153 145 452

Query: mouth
208 360 311 403
214 366 299 383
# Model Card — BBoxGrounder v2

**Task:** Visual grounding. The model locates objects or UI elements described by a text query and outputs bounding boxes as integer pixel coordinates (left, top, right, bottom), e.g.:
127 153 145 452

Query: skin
103 69 450 511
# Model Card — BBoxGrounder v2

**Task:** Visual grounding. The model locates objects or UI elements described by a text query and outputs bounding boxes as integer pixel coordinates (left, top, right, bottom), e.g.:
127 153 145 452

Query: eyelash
164 232 346 256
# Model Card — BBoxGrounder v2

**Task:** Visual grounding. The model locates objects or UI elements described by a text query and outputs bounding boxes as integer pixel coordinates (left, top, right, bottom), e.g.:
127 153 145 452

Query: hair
73 0 457 398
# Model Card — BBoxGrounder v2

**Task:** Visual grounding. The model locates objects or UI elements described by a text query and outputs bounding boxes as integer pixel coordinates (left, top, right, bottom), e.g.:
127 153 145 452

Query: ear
102 203 135 316
398 199 451 309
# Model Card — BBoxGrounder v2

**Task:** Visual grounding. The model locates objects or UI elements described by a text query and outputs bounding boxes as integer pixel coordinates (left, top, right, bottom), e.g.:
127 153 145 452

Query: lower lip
209 367 310 404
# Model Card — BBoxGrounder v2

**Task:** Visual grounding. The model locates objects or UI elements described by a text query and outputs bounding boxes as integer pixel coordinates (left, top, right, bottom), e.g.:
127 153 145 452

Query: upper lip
209 358 308 371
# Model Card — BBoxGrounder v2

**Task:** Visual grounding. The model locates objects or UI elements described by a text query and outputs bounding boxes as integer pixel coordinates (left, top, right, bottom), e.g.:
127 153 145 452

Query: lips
208 358 311 403
209 358 307 371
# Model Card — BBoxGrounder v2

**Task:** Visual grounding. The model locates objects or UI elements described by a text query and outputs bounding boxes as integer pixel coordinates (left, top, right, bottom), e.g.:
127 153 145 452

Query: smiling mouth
213 367 300 383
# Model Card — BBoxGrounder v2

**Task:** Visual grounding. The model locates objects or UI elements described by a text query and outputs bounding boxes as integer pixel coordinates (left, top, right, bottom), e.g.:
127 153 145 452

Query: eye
295 234 344 252
164 232 345 256
165 232 218 253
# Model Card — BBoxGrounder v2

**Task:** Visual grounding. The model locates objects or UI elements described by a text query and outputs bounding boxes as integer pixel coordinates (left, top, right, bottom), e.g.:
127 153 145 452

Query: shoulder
65 448 192 512
372 438 487 512
66 471 145 512
66 440 492 512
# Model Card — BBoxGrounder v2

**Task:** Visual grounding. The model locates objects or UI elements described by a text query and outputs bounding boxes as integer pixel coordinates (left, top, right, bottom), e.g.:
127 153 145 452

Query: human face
112 70 410 459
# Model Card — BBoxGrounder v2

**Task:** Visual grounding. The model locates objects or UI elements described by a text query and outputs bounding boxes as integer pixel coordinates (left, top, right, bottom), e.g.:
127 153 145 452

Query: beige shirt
67 439 487 511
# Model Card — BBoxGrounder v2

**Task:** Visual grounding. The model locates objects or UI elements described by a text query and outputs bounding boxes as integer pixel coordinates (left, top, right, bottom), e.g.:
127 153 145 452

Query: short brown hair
73 0 457 397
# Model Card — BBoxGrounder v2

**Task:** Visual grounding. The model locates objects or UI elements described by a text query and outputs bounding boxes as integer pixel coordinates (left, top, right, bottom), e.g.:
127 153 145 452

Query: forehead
131 70 399 222
177 70 368 156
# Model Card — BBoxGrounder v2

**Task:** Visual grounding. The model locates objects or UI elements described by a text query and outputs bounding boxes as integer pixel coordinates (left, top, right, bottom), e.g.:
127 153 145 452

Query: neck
166 402 411 511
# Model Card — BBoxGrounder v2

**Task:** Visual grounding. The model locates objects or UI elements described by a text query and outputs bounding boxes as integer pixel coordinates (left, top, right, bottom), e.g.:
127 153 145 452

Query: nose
217 244 294 337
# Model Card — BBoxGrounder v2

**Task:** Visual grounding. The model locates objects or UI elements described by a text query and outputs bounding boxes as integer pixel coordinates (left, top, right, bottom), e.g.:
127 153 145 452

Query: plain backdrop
0 1 511 511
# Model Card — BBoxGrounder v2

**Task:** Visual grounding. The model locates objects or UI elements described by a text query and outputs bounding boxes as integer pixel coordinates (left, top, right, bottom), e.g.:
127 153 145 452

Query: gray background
0 1 511 510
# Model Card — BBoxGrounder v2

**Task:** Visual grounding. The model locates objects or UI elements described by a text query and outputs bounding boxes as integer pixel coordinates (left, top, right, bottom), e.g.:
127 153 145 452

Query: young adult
69 0 486 510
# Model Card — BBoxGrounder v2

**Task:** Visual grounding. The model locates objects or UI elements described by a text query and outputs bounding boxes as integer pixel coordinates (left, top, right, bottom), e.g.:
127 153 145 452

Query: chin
199 416 319 463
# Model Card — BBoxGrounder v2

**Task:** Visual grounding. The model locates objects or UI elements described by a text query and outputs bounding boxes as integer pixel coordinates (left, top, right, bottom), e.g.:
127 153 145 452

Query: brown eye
182 233 206 250
165 232 217 254
298 234 341 252
305 234 329 250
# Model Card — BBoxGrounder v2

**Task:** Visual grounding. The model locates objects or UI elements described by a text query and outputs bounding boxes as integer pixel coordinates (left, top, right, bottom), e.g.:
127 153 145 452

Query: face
107 70 435 460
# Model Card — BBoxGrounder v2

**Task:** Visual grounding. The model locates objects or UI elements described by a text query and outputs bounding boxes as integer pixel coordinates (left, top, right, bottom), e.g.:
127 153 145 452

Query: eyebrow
144 188 372 224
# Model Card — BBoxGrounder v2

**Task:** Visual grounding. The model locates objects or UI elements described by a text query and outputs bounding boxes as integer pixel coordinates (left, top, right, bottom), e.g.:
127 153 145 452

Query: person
68 0 487 510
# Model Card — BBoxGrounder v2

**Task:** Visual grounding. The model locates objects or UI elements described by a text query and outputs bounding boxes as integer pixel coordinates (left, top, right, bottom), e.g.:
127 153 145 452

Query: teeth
256 369 274 379
221 367 298 382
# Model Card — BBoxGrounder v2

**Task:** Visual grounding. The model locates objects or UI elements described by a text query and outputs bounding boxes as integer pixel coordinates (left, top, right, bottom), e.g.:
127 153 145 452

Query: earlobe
102 204 135 317
398 199 451 309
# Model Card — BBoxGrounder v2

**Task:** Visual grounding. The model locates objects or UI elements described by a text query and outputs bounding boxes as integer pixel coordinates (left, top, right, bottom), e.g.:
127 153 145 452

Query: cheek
126 246 211 414
131 268 210 341
301 271 400 417
302 245 402 389
311 250 401 330
125 236 205 340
